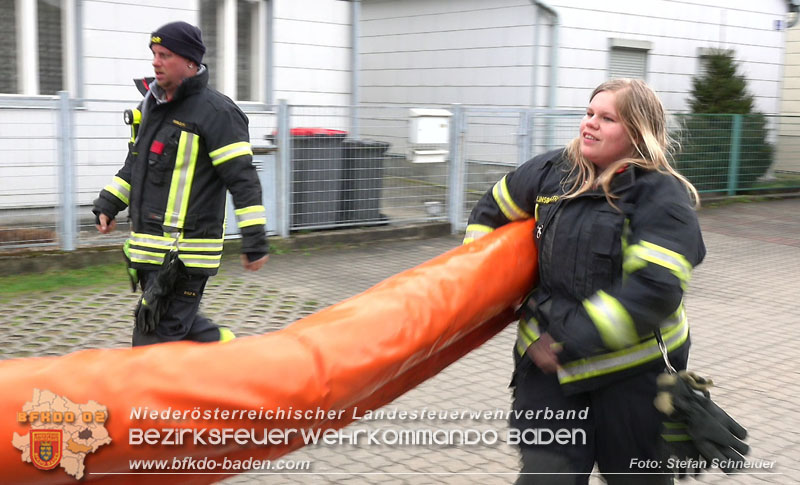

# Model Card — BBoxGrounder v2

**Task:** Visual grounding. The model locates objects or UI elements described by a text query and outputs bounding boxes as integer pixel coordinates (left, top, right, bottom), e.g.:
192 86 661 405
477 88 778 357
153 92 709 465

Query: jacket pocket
147 126 182 186
587 209 624 293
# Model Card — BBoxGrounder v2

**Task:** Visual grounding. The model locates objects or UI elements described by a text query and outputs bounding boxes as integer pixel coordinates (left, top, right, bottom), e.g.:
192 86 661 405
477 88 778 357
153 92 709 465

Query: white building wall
82 0 197 101
272 0 352 106
360 0 788 114
361 0 536 107
777 25 800 173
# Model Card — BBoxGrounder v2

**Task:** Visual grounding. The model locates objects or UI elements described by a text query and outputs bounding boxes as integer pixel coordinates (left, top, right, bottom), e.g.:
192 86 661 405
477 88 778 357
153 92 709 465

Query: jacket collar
147 65 209 103
608 164 636 194
558 158 637 198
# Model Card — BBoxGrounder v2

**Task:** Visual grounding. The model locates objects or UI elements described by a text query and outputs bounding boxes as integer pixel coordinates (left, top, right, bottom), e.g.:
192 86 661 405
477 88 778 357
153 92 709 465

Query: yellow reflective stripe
624 240 693 287
219 327 236 343
210 141 253 166
584 291 637 350
557 309 688 385
491 176 530 221
180 253 222 268
235 205 267 228
463 224 494 244
164 132 199 229
129 240 173 251
131 232 174 242
534 203 540 221
130 233 224 252
661 422 691 442
179 237 224 244
104 176 131 205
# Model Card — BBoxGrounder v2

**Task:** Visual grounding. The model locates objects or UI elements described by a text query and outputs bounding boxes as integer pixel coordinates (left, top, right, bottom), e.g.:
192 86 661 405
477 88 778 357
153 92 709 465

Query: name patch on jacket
536 195 560 204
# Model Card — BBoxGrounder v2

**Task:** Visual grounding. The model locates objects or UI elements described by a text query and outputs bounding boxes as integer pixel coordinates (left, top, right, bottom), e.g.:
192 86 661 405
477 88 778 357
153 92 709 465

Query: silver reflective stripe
463 224 494 244
104 176 131 205
177 239 224 252
235 205 267 228
129 233 175 251
584 291 637 350
164 131 199 229
492 176 530 221
624 240 692 286
210 141 253 166
557 309 688 384
515 317 541 356
129 248 166 265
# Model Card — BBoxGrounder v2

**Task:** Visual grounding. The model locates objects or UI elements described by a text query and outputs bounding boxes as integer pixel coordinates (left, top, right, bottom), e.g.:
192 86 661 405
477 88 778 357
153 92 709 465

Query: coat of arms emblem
31 429 62 470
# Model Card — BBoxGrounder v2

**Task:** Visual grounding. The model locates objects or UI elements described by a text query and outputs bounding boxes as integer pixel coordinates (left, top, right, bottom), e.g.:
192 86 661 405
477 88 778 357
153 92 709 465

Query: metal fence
1 95 799 252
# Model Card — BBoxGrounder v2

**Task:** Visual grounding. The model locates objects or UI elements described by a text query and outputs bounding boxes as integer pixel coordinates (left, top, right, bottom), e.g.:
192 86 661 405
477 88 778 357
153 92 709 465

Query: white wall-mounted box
409 108 452 145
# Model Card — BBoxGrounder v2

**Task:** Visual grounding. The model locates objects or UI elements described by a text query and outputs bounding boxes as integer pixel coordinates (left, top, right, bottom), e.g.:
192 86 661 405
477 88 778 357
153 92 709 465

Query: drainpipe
351 0 361 139
531 1 560 149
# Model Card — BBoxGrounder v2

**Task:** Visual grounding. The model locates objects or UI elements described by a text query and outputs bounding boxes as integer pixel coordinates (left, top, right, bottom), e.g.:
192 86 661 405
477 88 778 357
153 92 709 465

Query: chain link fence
1 96 799 252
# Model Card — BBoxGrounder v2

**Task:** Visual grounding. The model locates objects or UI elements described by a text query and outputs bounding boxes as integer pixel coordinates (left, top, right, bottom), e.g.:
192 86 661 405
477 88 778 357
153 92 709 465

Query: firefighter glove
655 371 749 474
134 251 184 334
660 422 710 480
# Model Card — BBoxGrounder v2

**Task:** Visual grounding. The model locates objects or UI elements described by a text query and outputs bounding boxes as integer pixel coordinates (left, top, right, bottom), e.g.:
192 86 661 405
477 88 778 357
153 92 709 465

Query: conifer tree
689 51 754 114
675 50 772 191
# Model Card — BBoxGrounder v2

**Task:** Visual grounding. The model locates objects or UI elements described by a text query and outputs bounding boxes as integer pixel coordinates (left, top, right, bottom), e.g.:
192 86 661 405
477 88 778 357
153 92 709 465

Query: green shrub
674 50 773 192
674 114 773 191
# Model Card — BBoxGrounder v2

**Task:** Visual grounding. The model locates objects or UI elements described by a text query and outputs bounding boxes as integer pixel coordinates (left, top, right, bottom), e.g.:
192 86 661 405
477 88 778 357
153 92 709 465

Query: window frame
200 0 271 107
0 0 81 104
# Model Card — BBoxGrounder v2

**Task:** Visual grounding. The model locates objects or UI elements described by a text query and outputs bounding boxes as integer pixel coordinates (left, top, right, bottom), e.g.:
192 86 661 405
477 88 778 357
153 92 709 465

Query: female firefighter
465 78 706 484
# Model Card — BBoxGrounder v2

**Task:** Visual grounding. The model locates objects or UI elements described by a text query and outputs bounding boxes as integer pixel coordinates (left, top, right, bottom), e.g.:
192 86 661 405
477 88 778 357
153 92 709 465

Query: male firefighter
92 21 268 346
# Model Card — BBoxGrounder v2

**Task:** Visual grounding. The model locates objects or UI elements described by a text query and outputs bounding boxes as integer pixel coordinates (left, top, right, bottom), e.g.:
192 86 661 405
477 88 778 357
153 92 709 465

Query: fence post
276 99 292 238
518 110 531 167
447 104 466 234
57 91 76 251
728 114 742 196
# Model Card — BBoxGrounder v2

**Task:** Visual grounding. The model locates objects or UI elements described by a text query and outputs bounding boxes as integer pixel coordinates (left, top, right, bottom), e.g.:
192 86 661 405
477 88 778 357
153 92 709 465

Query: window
200 0 268 102
0 0 71 96
608 39 652 80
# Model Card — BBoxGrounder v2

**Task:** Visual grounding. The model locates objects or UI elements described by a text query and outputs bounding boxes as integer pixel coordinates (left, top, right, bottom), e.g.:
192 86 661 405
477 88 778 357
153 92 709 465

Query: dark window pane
199 0 219 91
38 0 64 95
0 0 18 94
237 0 254 100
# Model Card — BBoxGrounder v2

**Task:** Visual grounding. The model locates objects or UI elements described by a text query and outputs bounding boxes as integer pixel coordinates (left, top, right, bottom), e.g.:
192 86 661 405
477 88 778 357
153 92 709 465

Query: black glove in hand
655 371 749 474
135 294 162 334
134 251 184 334
660 422 710 480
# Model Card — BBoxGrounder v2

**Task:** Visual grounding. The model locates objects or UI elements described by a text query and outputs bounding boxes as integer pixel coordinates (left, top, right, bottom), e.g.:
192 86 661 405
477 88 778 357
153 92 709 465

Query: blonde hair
563 78 699 207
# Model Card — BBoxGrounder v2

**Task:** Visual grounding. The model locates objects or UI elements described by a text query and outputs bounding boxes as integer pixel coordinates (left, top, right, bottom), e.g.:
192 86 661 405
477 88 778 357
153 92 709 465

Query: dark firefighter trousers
511 352 688 485
132 270 222 346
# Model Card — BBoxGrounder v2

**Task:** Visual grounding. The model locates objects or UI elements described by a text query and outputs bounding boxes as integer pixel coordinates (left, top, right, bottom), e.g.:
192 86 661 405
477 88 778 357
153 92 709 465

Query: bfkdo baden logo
31 429 63 470
12 389 111 480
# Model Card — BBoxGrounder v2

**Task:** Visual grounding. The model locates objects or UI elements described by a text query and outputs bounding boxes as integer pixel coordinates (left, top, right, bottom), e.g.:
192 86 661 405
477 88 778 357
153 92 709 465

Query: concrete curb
0 223 453 276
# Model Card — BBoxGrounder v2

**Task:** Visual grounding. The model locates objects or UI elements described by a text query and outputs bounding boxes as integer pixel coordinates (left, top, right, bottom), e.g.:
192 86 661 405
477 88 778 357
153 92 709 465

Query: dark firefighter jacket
93 67 268 276
465 149 706 394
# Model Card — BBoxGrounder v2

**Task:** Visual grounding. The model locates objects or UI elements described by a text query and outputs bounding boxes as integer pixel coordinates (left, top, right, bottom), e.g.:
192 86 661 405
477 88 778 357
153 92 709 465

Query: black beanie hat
150 21 206 66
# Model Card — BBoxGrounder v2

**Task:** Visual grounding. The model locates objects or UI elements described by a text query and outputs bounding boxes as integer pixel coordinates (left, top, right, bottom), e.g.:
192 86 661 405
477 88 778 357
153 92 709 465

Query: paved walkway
1 198 798 484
